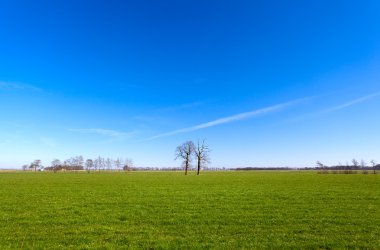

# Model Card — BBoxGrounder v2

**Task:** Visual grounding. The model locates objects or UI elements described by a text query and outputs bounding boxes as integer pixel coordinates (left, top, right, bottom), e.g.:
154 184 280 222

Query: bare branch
175 141 195 175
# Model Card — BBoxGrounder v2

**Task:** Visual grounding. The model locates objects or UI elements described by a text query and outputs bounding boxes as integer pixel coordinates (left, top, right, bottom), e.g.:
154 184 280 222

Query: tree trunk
185 154 189 175
197 158 200 175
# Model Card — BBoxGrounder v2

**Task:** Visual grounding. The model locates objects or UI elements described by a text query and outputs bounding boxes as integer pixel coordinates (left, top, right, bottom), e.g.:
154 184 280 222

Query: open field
0 171 379 249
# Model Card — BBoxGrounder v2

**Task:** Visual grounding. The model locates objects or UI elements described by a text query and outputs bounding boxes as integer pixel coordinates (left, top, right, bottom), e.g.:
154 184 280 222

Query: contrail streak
146 97 310 140
321 91 380 114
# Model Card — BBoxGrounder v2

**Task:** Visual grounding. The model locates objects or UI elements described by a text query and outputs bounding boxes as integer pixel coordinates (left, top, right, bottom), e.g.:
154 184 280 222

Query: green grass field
0 171 379 249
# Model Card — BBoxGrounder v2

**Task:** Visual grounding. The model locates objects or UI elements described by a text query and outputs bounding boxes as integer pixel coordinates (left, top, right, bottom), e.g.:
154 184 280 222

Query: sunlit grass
0 171 379 249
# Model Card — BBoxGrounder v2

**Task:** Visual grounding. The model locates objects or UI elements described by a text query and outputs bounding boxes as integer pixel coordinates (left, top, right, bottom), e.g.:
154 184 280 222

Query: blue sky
1 0 380 168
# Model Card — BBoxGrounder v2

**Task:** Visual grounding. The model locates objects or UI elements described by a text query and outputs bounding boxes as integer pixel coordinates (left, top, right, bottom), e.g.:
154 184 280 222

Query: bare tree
114 157 123 171
31 159 42 172
94 158 99 171
370 160 377 174
75 155 84 169
94 156 105 171
123 158 133 171
105 158 113 170
85 159 93 173
70 157 77 167
352 159 359 169
194 139 210 175
175 141 195 175
98 156 105 171
51 159 61 167
51 159 61 173
316 161 324 169
65 158 73 168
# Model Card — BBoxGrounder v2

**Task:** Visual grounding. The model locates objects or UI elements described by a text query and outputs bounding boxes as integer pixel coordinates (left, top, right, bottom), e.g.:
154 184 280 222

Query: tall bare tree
123 158 133 171
31 159 42 172
194 139 210 175
63 159 71 168
95 156 105 171
94 158 99 171
105 158 113 170
352 159 359 169
76 155 84 169
114 157 123 171
51 159 61 173
51 159 61 167
370 160 377 174
99 156 105 171
175 141 195 175
85 159 93 173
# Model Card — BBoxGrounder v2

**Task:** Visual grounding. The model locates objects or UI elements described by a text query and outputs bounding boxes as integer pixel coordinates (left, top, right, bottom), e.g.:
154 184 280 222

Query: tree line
175 140 211 175
316 159 379 174
22 156 133 172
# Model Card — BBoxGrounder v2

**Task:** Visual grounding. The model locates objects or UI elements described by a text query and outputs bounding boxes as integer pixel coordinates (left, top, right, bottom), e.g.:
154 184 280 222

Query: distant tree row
22 156 133 172
235 167 293 171
175 140 211 175
316 159 379 174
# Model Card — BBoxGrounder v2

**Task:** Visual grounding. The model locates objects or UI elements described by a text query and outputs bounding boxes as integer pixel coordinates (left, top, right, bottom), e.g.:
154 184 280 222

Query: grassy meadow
0 171 379 249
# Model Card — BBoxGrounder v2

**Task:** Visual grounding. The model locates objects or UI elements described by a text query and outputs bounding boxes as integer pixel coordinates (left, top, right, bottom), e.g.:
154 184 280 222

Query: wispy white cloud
68 128 136 138
286 91 380 123
0 81 43 92
320 91 380 114
146 97 310 140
